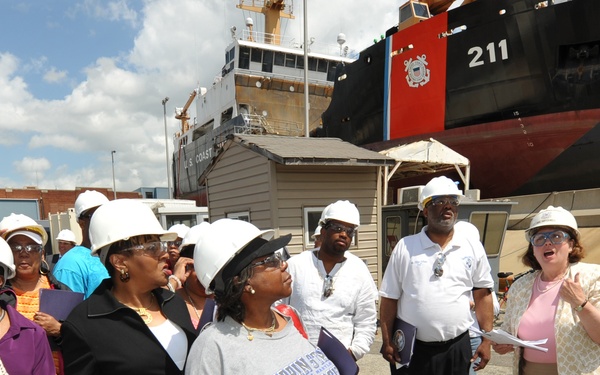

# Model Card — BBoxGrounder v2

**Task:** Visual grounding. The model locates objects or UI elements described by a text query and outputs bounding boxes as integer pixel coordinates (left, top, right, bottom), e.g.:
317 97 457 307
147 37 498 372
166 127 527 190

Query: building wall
205 143 383 282
0 187 141 220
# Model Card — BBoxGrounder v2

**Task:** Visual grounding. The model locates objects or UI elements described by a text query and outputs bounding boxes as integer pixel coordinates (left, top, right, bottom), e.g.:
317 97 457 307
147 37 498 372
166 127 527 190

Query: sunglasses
10 244 44 255
167 240 182 248
323 275 334 298
249 253 284 270
122 241 168 259
434 252 446 277
426 196 460 208
530 230 570 247
326 223 356 237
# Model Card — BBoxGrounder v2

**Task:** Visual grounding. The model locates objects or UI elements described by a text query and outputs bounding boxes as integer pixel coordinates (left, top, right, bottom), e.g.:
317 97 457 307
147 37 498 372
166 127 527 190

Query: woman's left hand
34 311 62 337
560 272 587 308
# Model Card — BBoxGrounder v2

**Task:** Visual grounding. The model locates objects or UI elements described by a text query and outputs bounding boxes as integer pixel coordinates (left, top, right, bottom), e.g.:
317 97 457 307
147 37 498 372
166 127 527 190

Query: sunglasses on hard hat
122 241 168 259
325 223 356 237
530 230 570 247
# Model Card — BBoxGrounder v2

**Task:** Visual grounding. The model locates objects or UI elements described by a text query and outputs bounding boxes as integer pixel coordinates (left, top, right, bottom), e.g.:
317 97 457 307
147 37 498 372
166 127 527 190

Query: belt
416 330 469 347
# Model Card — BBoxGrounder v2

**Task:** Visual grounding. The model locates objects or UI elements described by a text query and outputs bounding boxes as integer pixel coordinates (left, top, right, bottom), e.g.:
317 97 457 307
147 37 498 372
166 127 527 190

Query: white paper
469 327 548 352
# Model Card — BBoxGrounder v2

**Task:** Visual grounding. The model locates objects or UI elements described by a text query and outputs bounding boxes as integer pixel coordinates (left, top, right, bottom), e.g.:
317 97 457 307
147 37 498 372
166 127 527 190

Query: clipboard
393 318 417 368
317 326 359 375
39 289 84 321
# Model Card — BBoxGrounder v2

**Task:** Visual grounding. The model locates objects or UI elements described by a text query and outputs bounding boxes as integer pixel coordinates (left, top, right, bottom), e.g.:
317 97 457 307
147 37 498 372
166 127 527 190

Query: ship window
399 3 413 23
308 57 317 71
228 48 235 63
327 62 337 81
239 47 250 69
274 51 285 66
285 54 296 68
262 50 273 73
251 48 262 63
317 59 328 73
296 56 304 69
221 107 233 124
413 3 430 18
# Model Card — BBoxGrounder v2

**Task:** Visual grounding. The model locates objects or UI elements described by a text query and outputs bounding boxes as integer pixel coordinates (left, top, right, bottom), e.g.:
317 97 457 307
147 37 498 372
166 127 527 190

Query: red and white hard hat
525 205 579 241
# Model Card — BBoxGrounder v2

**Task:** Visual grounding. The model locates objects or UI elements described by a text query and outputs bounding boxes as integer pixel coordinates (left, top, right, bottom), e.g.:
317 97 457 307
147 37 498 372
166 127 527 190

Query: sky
0 0 400 193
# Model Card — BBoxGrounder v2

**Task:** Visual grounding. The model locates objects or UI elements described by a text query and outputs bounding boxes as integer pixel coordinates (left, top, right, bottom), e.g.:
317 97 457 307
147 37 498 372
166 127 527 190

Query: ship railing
239 29 356 57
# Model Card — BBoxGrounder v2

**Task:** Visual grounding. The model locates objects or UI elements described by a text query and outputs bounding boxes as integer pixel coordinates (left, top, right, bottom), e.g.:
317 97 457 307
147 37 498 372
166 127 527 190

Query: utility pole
111 150 117 199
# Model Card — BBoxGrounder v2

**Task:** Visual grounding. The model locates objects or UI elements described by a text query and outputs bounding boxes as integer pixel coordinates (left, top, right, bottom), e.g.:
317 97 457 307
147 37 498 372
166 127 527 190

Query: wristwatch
574 299 588 312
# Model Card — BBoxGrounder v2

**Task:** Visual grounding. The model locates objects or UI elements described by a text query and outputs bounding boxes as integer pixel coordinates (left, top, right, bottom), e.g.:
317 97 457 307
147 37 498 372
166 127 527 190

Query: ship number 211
468 39 508 67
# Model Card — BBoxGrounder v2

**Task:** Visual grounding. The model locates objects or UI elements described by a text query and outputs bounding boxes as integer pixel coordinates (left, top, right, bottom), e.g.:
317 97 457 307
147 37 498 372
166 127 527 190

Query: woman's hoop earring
119 269 130 282
40 259 50 275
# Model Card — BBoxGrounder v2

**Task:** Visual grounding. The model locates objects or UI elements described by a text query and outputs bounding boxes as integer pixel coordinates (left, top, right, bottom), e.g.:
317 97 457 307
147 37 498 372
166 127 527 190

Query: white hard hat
56 229 77 244
194 218 291 294
180 222 211 252
318 200 360 227
525 205 579 241
311 225 322 240
89 199 177 265
418 176 464 210
168 224 190 239
0 237 16 282
0 213 48 246
75 190 109 220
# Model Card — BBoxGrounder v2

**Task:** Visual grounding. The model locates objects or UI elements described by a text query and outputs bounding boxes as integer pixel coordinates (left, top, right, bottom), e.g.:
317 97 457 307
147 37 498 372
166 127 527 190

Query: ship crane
236 0 294 45
175 89 197 134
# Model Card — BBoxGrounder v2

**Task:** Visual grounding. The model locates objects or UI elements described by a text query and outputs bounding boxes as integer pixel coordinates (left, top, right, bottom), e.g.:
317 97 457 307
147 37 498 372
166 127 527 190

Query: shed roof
199 134 395 184
230 134 395 166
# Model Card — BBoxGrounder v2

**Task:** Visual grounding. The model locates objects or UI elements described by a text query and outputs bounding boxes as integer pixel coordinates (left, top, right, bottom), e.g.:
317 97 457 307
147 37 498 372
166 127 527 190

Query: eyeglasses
530 230 570 247
323 275 334 298
167 240 182 248
427 196 460 208
326 223 356 237
249 253 284 270
10 244 44 255
122 241 168 258
434 252 446 277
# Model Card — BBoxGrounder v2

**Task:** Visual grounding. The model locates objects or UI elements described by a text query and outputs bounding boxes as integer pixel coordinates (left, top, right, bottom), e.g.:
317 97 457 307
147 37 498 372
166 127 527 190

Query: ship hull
321 0 600 198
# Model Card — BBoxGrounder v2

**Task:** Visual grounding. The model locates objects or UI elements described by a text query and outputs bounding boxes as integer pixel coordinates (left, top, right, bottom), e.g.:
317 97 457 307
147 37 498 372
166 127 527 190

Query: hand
347 348 357 362
172 257 195 285
34 311 61 337
560 272 587 308
380 342 401 365
471 339 491 371
492 343 515 355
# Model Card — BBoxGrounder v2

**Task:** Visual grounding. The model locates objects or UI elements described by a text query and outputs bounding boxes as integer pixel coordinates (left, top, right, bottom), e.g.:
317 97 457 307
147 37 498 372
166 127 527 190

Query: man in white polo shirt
379 176 494 374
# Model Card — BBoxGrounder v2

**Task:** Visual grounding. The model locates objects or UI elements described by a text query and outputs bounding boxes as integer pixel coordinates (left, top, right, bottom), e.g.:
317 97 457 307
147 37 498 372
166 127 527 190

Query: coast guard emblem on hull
404 55 430 88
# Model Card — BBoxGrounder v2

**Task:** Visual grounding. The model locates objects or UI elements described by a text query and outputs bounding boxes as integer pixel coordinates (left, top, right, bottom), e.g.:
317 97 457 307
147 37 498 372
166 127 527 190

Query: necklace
535 268 568 293
125 294 155 324
183 286 201 321
241 313 276 341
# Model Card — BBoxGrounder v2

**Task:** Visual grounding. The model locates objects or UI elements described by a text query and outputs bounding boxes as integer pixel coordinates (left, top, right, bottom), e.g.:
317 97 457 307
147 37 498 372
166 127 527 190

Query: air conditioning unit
397 185 425 204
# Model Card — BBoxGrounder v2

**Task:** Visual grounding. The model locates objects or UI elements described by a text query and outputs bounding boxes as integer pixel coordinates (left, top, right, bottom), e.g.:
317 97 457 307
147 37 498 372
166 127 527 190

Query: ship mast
236 0 294 45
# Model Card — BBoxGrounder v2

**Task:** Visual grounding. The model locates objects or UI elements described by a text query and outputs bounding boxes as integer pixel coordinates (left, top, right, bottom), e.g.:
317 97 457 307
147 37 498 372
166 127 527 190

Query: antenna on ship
337 33 346 57
246 17 254 42
236 0 294 45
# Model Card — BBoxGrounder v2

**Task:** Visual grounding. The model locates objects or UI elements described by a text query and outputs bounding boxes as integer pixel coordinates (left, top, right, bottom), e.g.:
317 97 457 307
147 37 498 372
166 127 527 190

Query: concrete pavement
356 330 513 374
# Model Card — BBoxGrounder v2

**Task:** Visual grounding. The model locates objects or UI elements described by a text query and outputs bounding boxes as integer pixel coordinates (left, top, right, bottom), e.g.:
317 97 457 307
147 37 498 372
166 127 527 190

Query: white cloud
43 67 68 83
0 0 402 192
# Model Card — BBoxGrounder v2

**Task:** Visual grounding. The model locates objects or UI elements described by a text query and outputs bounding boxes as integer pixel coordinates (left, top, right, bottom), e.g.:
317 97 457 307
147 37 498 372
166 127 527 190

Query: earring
119 269 130 282
40 259 50 275
249 286 255 295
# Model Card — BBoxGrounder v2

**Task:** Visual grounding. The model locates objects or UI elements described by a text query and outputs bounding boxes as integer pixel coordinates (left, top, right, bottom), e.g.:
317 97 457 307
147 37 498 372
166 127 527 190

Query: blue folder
317 326 359 375
39 289 84 321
